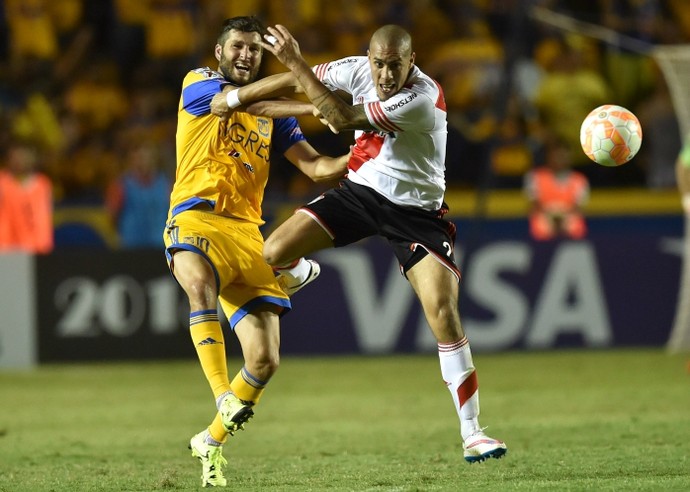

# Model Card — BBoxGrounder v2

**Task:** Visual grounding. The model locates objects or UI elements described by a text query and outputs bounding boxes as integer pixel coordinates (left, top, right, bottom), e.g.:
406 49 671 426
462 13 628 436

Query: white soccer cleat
277 259 321 296
463 431 507 463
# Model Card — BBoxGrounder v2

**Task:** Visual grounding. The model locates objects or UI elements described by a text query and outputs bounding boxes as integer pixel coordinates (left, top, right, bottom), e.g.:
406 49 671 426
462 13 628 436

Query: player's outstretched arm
245 99 314 118
210 73 314 120
283 140 350 182
210 71 304 120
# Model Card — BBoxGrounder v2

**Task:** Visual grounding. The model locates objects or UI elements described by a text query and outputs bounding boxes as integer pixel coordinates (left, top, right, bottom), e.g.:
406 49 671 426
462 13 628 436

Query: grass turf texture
0 349 688 491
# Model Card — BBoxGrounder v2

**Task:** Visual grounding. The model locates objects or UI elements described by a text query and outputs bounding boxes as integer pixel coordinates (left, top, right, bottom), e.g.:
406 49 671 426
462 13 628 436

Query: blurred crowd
0 0 689 250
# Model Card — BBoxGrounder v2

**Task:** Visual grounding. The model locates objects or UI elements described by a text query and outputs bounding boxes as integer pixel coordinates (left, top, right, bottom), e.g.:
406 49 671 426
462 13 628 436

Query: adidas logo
197 337 223 346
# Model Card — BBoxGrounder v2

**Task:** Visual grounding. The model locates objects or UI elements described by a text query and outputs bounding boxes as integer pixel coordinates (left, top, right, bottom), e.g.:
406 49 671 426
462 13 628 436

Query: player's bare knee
246 351 280 380
181 276 216 309
423 297 460 329
262 239 284 266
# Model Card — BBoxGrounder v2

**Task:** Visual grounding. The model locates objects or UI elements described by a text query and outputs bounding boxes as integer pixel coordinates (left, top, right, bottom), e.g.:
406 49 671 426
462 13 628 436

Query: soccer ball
579 104 643 167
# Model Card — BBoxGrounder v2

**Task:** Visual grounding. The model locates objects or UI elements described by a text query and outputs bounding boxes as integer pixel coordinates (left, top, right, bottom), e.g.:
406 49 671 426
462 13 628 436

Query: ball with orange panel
579 104 643 167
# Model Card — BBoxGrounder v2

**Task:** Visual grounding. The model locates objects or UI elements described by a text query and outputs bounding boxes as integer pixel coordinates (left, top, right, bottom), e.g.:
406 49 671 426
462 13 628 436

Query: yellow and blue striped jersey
169 67 306 225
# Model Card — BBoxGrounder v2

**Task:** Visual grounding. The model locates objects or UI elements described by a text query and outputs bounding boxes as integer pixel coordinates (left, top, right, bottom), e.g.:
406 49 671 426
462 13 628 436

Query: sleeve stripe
432 79 447 112
367 102 402 133
314 62 330 80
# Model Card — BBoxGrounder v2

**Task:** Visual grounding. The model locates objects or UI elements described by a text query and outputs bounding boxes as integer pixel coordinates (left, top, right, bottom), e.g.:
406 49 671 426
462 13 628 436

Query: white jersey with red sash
314 57 448 211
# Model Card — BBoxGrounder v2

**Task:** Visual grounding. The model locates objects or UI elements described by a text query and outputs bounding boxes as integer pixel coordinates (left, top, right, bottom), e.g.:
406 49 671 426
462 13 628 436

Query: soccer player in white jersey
216 24 507 463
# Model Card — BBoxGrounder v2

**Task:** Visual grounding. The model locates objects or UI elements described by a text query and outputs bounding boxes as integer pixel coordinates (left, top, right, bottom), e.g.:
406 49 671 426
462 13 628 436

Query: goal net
653 46 690 141
653 46 690 352
529 6 690 352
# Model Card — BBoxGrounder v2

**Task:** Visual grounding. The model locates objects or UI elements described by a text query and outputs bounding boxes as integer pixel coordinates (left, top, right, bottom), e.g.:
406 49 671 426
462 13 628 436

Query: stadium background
0 0 687 367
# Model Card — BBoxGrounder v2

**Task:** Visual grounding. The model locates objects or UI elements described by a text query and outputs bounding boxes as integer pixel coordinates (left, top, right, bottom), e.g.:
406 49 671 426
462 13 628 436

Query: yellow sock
207 367 267 444
189 310 230 398
230 367 267 405
208 415 227 444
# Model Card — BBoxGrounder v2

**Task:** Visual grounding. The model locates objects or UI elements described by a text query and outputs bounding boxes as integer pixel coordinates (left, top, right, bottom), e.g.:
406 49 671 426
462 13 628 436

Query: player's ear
410 52 416 66
214 44 222 62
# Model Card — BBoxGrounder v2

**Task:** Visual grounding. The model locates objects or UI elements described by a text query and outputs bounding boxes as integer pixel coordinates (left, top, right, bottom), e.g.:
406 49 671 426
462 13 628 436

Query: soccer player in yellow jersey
163 16 348 487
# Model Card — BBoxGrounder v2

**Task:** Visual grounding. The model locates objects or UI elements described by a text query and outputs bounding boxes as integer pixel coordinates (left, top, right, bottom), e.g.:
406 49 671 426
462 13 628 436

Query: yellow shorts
163 210 290 328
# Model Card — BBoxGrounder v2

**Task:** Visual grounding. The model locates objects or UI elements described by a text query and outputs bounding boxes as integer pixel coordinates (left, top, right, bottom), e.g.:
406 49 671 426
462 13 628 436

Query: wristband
226 89 241 109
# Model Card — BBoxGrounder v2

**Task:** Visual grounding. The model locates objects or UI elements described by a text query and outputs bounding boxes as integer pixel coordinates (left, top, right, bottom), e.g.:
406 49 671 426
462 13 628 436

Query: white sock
204 430 223 447
438 337 481 440
215 390 232 410
274 257 312 284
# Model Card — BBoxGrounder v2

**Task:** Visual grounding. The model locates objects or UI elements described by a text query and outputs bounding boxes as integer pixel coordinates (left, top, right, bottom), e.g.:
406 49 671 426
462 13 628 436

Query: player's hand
313 107 339 134
262 25 303 69
210 91 234 121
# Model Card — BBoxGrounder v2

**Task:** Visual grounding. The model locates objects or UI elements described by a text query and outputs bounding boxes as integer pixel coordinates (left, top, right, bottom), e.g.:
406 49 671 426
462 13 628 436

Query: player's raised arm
262 25 371 132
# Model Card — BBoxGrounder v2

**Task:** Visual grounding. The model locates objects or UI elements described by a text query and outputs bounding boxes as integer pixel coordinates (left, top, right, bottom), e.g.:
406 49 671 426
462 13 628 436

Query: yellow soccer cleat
218 393 254 435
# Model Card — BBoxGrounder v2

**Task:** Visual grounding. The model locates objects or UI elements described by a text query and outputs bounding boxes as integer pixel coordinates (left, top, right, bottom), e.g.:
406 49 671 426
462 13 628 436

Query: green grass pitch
0 349 689 491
